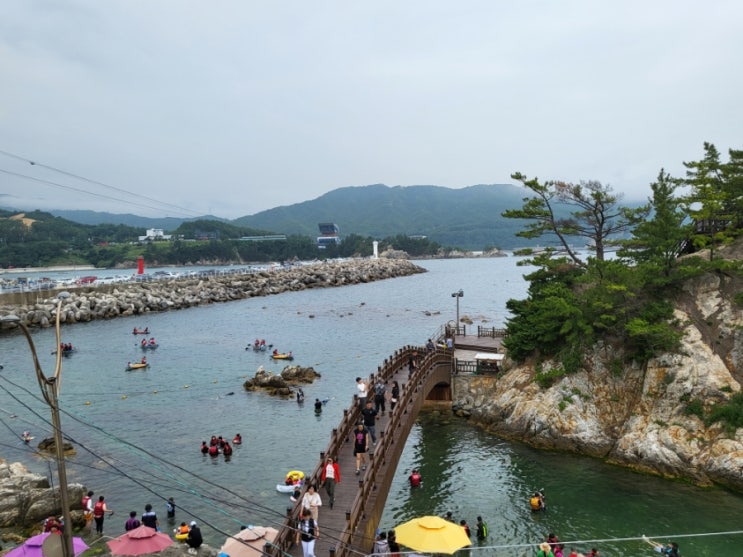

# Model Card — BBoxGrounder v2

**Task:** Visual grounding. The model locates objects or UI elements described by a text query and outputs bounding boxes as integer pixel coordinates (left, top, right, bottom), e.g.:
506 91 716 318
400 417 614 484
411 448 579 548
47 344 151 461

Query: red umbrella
106 525 174 556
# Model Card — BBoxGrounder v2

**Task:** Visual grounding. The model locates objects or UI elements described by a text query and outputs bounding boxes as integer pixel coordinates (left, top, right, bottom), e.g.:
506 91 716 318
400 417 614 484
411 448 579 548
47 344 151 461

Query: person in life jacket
93 495 112 535
530 491 546 511
82 490 94 528
208 444 219 456
222 441 233 456
460 520 471 539
475 516 487 541
409 469 422 487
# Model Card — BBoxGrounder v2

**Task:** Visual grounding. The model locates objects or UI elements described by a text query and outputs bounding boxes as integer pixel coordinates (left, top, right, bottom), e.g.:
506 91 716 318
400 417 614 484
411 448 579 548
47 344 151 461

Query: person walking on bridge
296 508 318 557
361 400 378 444
321 457 341 509
356 377 368 407
353 423 370 474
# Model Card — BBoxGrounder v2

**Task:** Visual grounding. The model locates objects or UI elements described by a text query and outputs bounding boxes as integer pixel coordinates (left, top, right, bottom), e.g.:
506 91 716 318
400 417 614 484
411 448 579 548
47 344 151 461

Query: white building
138 228 172 242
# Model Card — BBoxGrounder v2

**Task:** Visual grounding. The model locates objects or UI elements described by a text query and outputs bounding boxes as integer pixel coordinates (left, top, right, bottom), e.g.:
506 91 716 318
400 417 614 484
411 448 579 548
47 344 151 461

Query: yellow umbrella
394 516 471 554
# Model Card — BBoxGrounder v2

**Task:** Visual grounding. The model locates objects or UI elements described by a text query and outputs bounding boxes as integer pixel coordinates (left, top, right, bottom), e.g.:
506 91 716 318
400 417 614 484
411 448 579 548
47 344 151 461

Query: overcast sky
1 1 741 219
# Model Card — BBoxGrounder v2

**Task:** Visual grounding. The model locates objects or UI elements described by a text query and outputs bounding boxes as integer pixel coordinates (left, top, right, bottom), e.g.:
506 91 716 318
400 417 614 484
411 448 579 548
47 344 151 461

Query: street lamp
451 289 463 331
1 294 73 557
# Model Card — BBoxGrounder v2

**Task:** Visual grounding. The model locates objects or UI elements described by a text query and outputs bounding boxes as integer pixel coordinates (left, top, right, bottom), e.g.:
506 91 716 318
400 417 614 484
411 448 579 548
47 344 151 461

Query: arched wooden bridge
269 344 454 557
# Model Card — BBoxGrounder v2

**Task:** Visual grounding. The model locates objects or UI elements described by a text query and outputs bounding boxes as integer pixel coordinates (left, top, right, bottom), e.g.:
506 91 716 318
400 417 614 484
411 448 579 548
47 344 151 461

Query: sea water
0 257 741 556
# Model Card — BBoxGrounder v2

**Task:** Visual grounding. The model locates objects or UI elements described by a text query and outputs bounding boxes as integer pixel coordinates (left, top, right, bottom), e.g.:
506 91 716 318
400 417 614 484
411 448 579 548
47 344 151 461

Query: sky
1 1 742 220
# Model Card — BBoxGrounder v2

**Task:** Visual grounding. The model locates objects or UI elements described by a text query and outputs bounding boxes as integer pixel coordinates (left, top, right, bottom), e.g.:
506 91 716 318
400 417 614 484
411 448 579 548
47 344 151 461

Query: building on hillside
317 223 340 249
138 228 172 242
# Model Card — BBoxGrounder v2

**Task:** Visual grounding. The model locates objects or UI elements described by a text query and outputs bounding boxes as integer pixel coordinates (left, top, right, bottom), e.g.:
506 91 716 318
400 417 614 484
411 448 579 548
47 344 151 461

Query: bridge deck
286 360 413 557
273 346 456 557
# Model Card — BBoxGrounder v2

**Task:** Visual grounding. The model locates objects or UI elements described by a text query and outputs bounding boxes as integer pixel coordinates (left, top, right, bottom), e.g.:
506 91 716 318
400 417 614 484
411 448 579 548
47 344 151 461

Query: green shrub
684 398 705 420
536 367 567 389
705 392 743 434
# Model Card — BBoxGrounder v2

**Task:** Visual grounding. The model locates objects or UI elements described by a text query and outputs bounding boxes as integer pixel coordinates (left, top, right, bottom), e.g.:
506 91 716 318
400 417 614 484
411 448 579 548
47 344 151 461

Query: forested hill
233 183 532 249
31 183 538 250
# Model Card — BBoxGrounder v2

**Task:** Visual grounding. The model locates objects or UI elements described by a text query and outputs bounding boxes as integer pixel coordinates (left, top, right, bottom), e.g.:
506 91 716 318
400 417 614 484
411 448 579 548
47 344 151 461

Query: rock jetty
0 259 425 330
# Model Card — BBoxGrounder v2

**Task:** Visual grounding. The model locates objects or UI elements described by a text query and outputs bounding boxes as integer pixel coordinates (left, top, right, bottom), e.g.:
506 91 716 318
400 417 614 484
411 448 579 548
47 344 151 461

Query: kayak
271 353 294 361
126 362 149 371
140 343 159 350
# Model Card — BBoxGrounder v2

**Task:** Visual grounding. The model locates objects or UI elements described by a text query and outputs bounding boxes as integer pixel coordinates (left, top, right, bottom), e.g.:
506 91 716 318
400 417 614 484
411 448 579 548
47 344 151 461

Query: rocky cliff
453 264 743 489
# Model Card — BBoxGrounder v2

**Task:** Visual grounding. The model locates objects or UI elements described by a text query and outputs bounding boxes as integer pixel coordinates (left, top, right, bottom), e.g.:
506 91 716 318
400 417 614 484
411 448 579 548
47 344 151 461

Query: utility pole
3 295 73 557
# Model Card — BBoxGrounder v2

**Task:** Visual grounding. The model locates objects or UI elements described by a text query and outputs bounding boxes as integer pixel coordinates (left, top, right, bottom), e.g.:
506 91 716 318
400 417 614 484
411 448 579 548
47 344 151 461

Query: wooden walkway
269 329 504 557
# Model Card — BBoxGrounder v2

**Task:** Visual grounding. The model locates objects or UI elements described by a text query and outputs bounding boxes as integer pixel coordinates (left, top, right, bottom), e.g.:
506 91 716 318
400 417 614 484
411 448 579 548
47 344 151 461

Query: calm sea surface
1 258 742 556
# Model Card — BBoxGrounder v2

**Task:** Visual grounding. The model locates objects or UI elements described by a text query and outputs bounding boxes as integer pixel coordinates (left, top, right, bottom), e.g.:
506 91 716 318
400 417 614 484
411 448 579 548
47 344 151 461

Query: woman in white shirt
302 484 322 521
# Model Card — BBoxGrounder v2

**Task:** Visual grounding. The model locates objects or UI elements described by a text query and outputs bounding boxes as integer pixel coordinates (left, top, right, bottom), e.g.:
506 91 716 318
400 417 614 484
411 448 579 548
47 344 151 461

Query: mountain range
24 183 551 249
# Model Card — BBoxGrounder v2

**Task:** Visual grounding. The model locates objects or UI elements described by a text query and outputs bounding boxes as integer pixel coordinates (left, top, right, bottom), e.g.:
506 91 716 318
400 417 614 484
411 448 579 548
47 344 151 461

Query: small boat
132 328 150 335
139 343 159 350
126 362 149 371
276 470 304 492
271 353 294 361
52 347 77 356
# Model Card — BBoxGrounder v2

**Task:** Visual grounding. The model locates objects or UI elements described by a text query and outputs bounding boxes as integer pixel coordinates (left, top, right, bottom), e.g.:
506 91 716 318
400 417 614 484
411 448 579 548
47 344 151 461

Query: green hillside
233 183 534 249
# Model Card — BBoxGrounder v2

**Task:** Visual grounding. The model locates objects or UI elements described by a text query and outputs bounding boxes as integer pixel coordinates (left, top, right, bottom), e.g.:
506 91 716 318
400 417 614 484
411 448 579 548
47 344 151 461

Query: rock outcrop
453 264 743 489
0 459 85 527
243 365 321 397
0 259 425 330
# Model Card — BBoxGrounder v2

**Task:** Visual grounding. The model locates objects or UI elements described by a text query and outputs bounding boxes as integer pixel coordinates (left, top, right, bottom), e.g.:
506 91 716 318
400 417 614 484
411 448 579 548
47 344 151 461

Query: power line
0 148 204 218
0 375 356 552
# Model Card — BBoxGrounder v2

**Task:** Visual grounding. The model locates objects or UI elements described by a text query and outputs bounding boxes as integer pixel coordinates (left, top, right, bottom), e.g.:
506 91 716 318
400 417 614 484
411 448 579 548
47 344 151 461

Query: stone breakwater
0 259 425 330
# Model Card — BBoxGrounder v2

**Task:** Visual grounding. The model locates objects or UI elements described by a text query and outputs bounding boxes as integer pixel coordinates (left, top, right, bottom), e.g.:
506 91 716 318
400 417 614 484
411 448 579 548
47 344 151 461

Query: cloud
1 0 741 219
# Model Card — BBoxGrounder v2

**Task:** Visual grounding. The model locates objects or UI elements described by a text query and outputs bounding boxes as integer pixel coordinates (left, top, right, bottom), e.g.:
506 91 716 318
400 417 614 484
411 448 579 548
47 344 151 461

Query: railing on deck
477 326 506 338
453 358 504 376
269 345 451 557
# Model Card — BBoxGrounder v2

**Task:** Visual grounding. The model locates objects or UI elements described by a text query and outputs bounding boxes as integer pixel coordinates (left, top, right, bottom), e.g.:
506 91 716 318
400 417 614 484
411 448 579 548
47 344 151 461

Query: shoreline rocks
0 259 425 330
451 268 743 490
0 459 85 528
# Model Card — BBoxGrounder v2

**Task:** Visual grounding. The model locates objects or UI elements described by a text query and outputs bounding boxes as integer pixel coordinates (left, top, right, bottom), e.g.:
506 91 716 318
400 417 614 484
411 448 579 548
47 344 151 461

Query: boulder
0 459 85 527
243 365 321 397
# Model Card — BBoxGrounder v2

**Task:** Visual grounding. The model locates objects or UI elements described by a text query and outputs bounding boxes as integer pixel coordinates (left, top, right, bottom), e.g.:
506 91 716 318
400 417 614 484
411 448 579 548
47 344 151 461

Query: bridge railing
270 344 449 557
340 347 450 555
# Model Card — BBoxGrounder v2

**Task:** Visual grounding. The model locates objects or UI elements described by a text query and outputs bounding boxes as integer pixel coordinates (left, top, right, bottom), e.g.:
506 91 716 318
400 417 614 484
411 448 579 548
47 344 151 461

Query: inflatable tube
286 470 304 482
175 532 189 541
277 483 302 493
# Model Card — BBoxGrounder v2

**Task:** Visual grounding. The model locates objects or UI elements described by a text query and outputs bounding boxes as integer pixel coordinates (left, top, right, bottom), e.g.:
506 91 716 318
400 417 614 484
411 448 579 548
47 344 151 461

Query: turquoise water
1 257 742 555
